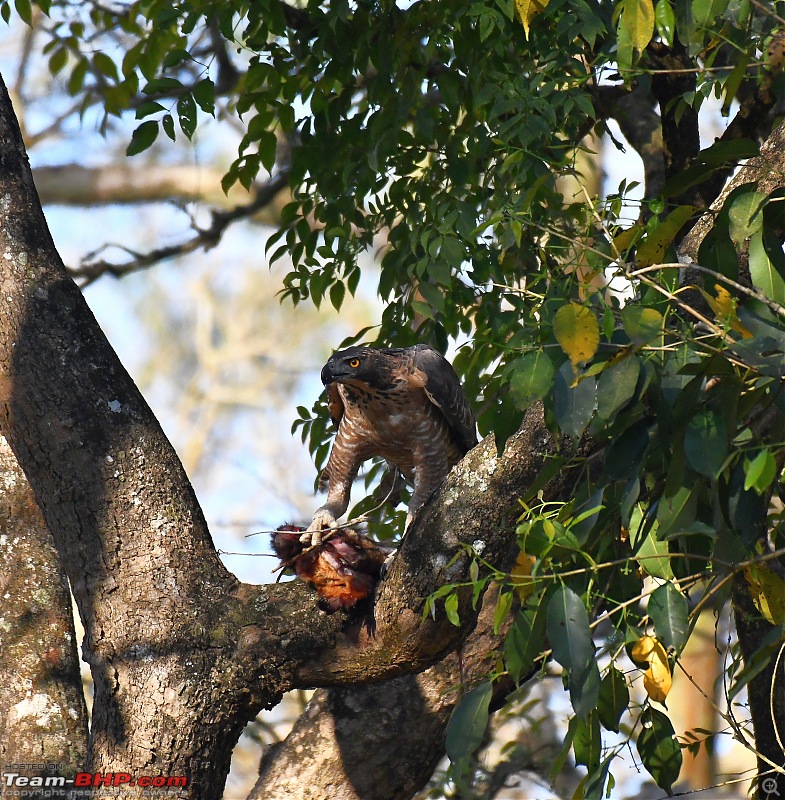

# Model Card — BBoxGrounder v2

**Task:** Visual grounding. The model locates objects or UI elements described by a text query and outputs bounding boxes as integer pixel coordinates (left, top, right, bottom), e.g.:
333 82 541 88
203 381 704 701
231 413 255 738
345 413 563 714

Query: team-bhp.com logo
3 772 188 790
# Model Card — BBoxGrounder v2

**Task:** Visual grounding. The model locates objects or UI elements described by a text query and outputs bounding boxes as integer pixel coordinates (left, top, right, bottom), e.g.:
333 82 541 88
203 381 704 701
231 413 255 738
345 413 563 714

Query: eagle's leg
405 457 451 530
302 452 360 546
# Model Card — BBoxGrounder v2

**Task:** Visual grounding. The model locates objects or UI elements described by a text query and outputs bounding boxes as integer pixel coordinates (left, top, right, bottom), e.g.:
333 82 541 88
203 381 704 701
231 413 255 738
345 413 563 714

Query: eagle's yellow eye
349 358 361 368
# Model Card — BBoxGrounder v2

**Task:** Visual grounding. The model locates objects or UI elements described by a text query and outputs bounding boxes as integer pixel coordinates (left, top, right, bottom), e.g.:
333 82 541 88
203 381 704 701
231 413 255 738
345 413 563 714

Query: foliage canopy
8 0 785 793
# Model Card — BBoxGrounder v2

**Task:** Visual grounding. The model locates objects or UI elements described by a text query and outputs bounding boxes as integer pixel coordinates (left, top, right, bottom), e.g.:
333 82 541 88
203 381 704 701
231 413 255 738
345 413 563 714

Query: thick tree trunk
0 435 88 792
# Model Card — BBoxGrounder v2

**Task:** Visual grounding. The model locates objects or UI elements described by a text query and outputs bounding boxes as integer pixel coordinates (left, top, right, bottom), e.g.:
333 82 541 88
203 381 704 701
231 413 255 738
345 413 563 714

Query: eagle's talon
379 549 397 580
303 508 339 547
299 529 322 547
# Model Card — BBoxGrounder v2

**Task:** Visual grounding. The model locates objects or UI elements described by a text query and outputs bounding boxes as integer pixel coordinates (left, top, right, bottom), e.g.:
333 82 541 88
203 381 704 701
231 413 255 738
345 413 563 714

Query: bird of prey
307 344 478 537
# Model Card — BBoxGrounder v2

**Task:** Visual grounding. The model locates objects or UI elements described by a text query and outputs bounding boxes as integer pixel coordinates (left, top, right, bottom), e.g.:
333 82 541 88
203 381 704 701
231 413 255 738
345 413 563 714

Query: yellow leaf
515 0 549 38
635 205 699 267
744 564 785 625
631 635 672 704
553 302 600 368
612 224 644 258
620 0 655 55
702 285 753 338
511 551 537 601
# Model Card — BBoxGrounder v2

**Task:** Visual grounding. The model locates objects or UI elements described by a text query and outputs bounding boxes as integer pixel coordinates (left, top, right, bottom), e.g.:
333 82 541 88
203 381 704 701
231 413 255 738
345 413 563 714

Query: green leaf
504 598 548 681
66 59 88 96
177 92 197 139
605 420 651 480
553 361 596 438
547 586 600 718
162 48 191 69
418 281 446 315
143 77 183 95
656 485 697 538
728 189 766 245
597 354 640 420
445 681 493 766
48 47 68 76
585 756 616 800
631 505 673 579
692 0 729 28
648 582 690 653
574 710 602 770
329 280 346 312
696 214 739 281
92 51 119 81
135 100 165 120
521 517 582 557
13 0 30 24
749 229 785 305
721 50 753 115
162 113 175 141
493 390 525 456
509 350 555 409
744 448 777 494
126 120 159 156
684 409 727 477
654 0 676 45
637 707 683 793
493 589 514 634
192 78 216 115
444 592 461 626
621 305 663 345
598 666 629 733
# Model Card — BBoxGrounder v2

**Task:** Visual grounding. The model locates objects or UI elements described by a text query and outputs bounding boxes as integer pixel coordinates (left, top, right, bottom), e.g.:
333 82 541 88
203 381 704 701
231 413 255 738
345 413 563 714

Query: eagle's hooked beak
321 361 337 386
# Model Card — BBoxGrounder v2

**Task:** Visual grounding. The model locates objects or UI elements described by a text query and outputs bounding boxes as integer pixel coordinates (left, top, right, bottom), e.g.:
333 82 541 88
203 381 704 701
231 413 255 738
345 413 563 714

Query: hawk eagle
308 344 478 536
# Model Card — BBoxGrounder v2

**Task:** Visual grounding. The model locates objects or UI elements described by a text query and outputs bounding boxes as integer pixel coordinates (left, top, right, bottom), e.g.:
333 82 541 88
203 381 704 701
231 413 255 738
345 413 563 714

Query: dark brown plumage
308 344 478 534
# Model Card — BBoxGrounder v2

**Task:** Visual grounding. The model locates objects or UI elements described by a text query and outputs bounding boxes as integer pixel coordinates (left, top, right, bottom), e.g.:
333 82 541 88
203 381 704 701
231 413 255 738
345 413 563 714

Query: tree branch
67 169 291 286
253 584 515 800
646 43 702 204
595 84 666 200
290 413 580 687
678 118 785 262
31 163 282 213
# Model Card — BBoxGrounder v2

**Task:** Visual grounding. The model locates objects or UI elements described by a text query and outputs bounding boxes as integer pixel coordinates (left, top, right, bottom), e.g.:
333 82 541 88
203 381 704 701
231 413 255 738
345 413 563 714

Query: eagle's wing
410 344 478 454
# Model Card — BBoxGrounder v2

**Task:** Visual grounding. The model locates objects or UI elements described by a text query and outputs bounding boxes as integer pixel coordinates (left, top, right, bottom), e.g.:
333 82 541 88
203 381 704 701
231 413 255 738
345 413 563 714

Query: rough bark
678 119 785 262
253 585 513 800
0 435 88 791
0 67 586 798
